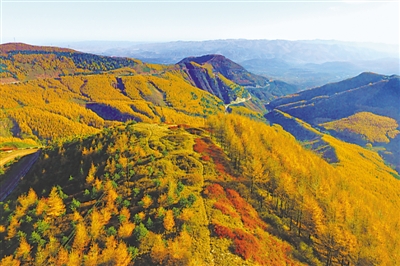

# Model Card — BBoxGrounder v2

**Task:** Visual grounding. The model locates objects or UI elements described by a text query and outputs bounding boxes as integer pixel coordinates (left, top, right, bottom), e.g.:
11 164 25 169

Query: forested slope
1 115 399 265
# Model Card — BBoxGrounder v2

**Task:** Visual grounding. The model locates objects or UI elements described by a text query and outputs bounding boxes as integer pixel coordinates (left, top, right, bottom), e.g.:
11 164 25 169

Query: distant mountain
177 54 298 105
266 72 399 123
266 72 400 171
63 39 399 88
241 58 400 88
0 43 76 55
0 43 140 82
67 39 398 64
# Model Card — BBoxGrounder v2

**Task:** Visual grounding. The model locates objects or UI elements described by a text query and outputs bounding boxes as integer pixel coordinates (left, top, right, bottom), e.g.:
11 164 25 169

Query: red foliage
213 198 240 219
204 183 225 199
201 155 211 161
178 124 190 129
168 125 179 130
226 188 267 230
214 223 235 239
212 221 294 265
0 147 17 152
208 185 293 265
193 138 208 153
193 137 233 176
241 215 259 229
234 237 261 262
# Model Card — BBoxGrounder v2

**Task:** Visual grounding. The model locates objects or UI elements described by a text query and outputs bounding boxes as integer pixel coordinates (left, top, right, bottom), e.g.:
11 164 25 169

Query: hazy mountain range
59 39 399 88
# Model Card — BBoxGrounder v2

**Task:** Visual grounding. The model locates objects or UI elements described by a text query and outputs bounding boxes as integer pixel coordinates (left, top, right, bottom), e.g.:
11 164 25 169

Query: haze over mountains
61 39 400 88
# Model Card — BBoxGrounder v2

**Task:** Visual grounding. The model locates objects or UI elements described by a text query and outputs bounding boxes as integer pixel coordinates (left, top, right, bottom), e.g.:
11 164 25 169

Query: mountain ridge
266 72 400 171
61 39 399 88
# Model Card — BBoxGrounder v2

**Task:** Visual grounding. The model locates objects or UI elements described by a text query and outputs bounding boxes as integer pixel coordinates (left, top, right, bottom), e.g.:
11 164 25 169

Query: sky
1 0 399 45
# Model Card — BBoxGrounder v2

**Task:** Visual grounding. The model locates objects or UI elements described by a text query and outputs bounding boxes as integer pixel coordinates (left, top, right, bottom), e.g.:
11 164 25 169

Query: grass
0 141 37 149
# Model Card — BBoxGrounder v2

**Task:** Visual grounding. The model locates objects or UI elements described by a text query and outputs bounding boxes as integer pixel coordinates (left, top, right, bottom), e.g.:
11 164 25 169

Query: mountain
0 43 229 145
0 43 140 83
1 43 400 265
266 72 400 171
177 54 298 105
63 39 399 88
67 39 398 65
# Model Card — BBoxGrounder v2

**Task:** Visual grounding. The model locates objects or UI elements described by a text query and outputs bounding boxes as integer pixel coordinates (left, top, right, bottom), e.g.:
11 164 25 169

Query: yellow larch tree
72 222 89 252
114 241 132 266
163 210 175 231
55 247 69 266
150 234 167 264
0 255 21 266
84 243 100 266
46 187 66 219
99 235 117 264
90 208 105 241
86 163 97 185
15 237 32 261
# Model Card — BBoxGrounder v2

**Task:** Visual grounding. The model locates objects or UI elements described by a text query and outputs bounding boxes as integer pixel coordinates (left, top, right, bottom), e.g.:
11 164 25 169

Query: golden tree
46 187 66 218
163 210 175 231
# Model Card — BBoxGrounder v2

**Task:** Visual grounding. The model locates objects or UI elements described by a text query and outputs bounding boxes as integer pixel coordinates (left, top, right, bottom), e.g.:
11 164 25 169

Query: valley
0 43 399 266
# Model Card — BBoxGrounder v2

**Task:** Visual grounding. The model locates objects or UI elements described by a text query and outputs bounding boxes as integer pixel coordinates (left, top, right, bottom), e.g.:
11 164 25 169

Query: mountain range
60 39 399 88
0 42 399 266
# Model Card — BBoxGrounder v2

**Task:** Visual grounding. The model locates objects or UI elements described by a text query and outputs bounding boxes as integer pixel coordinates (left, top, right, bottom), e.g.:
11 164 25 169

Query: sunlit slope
0 43 142 82
266 72 400 171
207 114 400 265
1 116 399 265
1 43 276 145
320 112 399 144
0 71 224 144
0 121 304 265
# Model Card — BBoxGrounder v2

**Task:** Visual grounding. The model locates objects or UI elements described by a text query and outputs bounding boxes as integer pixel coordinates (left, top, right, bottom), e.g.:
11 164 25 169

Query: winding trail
224 94 252 112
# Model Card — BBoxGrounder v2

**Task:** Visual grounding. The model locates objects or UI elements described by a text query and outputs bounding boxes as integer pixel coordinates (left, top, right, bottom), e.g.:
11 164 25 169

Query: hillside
1 43 297 147
266 72 400 171
1 115 400 265
0 43 143 83
1 44 245 145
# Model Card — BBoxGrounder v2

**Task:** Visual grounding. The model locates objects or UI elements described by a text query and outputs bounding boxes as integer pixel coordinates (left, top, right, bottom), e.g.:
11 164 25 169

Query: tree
72 222 89 251
46 187 66 218
163 210 175 231
133 223 148 241
15 236 31 261
118 222 135 238
90 209 105 241
85 243 99 266
86 163 96 184
114 241 132 266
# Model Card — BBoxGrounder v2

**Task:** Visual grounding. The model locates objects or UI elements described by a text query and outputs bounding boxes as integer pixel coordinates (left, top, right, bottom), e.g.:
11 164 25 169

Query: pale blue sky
1 1 399 45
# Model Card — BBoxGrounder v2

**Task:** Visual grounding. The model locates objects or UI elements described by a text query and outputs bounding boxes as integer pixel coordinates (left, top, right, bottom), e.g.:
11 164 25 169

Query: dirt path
0 149 39 167
224 94 252 112
0 150 41 201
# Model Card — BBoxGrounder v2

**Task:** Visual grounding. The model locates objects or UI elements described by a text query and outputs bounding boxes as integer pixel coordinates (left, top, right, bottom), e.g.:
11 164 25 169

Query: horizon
0 38 398 49
1 1 399 45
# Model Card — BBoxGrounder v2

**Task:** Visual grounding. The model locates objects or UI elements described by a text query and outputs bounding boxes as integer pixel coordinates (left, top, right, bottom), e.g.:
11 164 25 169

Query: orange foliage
163 210 175 231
